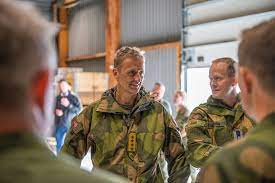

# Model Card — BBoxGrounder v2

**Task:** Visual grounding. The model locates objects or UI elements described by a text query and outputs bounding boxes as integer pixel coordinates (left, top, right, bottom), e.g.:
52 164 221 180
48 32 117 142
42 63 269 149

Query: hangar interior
16 0 275 178
27 0 275 114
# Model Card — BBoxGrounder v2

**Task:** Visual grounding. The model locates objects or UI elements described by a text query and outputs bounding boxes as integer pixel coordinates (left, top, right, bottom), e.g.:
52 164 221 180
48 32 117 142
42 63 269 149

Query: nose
210 80 217 88
133 72 142 82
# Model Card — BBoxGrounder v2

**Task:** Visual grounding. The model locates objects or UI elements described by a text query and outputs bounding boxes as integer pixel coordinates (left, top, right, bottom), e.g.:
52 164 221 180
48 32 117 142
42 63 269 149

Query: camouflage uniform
175 106 189 132
199 112 275 183
158 99 173 183
0 132 125 183
62 87 190 183
186 95 254 168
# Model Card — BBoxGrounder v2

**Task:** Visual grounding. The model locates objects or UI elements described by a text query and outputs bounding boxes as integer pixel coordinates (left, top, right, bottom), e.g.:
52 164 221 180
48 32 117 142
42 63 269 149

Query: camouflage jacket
0 132 125 183
175 106 189 132
199 112 275 183
185 95 254 168
62 87 190 183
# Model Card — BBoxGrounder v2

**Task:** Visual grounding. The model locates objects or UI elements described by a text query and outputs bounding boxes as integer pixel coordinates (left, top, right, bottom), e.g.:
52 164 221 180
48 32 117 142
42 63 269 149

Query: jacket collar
96 86 153 115
206 94 242 116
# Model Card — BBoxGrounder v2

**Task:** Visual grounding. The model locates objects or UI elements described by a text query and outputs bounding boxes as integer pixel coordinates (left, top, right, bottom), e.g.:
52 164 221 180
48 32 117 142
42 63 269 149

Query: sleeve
163 110 190 183
61 105 95 162
185 107 220 168
68 95 82 115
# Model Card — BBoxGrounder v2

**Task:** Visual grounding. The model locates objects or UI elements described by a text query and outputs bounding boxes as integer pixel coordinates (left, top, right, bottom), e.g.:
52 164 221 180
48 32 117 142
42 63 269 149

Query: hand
55 109 63 116
61 97 70 107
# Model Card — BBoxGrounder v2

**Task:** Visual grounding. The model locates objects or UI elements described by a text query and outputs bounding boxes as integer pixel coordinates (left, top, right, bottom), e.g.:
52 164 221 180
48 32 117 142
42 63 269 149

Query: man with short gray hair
0 0 125 182
62 46 190 182
186 57 255 168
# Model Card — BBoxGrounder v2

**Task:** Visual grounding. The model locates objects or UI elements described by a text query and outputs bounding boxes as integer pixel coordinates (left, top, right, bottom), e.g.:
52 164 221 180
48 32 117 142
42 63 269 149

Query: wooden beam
67 52 106 62
66 41 180 62
105 0 120 88
141 41 180 52
63 0 79 9
58 7 69 67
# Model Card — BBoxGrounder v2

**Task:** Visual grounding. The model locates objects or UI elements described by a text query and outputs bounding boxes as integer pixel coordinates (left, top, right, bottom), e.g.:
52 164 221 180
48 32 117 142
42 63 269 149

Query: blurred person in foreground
55 79 81 153
199 19 275 183
62 46 190 182
0 0 125 182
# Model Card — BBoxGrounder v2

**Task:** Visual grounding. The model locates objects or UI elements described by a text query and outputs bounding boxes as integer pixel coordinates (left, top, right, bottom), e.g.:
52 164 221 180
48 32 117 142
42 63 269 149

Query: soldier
173 90 189 133
62 46 190 182
0 0 125 182
185 57 255 169
199 19 275 183
151 82 173 115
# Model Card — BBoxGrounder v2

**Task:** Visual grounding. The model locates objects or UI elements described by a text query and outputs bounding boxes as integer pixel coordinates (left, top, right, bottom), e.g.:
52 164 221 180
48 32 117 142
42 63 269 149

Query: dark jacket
55 91 81 128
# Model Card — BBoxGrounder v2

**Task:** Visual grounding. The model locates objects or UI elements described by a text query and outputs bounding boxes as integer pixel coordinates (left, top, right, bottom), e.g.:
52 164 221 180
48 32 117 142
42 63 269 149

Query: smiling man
62 46 190 182
185 58 255 171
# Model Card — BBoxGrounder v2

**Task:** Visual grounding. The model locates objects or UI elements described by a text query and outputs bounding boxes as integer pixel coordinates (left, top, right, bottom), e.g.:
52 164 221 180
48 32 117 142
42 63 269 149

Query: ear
113 67 119 80
238 67 253 95
31 70 50 111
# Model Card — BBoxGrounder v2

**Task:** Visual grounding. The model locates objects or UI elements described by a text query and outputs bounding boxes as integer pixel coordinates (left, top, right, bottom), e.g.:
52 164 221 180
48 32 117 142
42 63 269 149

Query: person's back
0 133 117 182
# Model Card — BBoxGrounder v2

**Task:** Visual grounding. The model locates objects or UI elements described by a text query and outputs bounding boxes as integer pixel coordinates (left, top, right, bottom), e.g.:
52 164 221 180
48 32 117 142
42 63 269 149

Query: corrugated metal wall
183 0 275 48
182 0 275 109
182 0 275 69
121 0 182 46
67 59 105 72
68 0 105 58
143 48 177 115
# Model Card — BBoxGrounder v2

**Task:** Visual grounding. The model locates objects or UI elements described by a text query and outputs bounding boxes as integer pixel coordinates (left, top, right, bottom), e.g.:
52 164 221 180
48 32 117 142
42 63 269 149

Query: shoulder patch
189 113 204 120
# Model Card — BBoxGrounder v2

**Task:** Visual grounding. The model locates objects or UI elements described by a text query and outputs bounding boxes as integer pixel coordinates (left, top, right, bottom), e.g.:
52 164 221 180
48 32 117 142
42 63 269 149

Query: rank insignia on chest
233 129 243 140
128 132 137 152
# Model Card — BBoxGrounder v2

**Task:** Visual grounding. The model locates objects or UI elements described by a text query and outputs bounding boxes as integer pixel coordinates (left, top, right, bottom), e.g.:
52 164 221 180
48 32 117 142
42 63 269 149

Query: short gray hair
0 0 58 106
114 46 145 68
211 57 237 77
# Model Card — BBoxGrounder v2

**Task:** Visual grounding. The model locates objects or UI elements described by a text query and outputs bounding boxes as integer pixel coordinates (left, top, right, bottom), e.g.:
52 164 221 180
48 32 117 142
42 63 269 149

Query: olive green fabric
199 112 275 183
0 132 124 183
186 95 255 168
175 106 189 132
62 87 190 182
